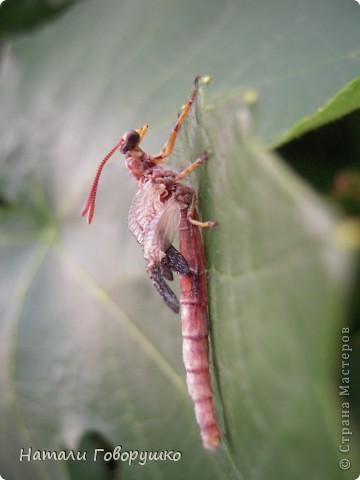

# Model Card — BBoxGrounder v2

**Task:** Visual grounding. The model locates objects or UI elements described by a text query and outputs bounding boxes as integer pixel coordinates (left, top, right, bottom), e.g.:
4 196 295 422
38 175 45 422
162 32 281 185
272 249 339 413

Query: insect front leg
150 76 200 164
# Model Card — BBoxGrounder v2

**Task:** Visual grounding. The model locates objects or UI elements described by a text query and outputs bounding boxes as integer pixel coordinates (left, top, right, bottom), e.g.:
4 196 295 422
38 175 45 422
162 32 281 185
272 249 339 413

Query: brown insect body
179 208 222 449
82 77 221 450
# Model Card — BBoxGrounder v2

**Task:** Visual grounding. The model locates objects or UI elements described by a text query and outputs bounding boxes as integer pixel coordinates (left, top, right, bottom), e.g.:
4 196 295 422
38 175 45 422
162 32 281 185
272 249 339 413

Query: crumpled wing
142 195 180 265
128 181 182 266
128 181 189 312
128 180 160 250
162 245 190 278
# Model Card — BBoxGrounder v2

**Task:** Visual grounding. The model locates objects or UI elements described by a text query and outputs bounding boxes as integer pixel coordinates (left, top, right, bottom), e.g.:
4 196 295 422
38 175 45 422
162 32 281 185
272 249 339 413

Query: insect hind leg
176 185 217 230
187 184 216 228
147 263 180 313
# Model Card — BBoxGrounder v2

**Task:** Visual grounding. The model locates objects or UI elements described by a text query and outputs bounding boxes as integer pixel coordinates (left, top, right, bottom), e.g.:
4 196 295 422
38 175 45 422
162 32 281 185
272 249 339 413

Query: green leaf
0 0 77 38
198 98 359 479
274 77 360 147
1 1 359 479
1 0 359 152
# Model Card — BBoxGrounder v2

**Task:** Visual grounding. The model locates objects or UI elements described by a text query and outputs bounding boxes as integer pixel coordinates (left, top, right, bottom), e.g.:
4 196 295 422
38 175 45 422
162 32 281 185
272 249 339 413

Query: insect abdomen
179 209 222 450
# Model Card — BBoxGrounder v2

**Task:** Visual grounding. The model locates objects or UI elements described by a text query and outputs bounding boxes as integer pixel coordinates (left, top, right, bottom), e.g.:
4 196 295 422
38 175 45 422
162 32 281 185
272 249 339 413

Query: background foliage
0 0 359 479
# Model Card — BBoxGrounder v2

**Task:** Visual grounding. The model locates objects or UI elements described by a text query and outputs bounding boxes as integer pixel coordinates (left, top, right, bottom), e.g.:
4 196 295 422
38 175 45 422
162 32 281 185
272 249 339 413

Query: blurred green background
0 1 359 479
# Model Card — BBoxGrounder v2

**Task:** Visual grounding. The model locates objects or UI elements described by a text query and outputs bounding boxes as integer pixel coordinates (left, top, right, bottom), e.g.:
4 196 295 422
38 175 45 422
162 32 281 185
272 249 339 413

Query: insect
81 76 222 450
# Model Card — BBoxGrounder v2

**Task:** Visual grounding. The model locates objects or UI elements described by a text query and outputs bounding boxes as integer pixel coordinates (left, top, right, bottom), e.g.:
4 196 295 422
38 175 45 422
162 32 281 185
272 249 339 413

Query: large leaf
199 100 358 479
274 77 360 147
1 0 359 479
1 0 359 156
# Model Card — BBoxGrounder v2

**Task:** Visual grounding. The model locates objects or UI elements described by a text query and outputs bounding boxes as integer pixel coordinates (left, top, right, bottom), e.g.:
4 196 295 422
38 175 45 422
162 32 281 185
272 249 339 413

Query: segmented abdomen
178 208 221 450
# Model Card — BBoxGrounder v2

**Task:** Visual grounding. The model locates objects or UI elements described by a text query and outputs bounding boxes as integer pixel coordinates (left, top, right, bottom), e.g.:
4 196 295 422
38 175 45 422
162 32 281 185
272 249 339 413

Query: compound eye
121 130 140 152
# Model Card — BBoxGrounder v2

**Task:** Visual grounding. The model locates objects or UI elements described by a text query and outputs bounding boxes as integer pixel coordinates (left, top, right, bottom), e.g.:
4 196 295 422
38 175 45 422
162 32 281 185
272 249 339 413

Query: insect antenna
81 138 123 224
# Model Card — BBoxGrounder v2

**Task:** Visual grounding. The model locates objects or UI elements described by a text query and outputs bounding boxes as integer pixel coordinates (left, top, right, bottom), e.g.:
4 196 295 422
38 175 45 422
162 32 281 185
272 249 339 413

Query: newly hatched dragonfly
81 76 222 450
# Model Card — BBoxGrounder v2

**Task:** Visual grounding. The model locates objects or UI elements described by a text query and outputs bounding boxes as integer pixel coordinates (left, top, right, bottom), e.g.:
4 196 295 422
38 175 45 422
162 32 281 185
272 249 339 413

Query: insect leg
174 149 209 184
150 76 200 164
187 192 216 229
146 263 180 313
